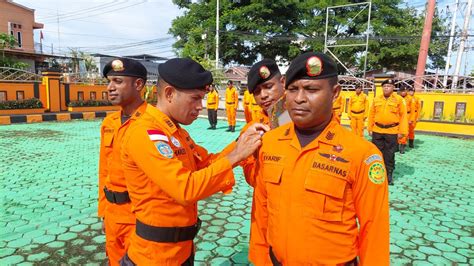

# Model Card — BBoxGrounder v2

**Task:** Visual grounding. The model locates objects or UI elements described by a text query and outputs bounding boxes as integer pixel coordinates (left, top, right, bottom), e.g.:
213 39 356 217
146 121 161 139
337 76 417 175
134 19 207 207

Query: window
16 91 25 101
17 32 22 48
0 91 7 102
78 91 84 101
102 91 108 100
433 101 444 120
90 91 96 100
455 102 466 121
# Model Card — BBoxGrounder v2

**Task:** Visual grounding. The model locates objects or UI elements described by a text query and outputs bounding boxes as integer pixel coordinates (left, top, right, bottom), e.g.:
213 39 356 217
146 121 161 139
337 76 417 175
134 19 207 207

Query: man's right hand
227 123 270 165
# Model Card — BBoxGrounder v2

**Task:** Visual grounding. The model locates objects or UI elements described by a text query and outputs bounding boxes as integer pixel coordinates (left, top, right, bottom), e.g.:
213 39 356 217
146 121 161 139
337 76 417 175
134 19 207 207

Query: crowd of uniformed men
99 50 420 266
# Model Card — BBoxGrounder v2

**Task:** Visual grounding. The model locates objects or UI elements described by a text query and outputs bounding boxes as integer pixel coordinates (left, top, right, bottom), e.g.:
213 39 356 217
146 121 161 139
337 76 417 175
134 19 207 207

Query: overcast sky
16 0 182 58
14 0 473 74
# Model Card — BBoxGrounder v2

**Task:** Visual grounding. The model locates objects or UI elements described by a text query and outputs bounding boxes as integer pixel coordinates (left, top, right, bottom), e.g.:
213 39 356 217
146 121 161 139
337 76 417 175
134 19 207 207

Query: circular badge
306 56 323 77
170 136 181 148
111 59 125 72
259 66 271 79
155 141 174 159
368 162 386 184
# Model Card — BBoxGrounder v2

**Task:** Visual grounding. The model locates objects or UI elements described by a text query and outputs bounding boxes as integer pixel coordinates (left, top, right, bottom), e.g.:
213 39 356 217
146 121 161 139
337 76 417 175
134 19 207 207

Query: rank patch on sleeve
365 154 383 165
155 141 174 158
368 162 386 184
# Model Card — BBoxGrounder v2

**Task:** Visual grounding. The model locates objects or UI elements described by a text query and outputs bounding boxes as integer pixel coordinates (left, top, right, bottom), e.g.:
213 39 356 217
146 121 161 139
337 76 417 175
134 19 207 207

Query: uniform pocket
303 170 347 221
103 131 114 147
263 163 284 213
388 102 398 113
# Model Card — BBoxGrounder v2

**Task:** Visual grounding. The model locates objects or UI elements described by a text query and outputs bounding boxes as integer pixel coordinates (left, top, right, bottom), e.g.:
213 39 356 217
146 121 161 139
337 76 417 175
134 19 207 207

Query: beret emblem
306 56 323 77
259 66 271 79
112 60 125 72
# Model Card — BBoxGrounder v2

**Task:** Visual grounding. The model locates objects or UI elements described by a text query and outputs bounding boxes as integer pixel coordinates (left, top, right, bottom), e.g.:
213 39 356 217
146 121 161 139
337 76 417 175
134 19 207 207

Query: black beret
381 79 396 86
285 52 338 88
247 59 280 93
158 58 213 89
103 58 147 81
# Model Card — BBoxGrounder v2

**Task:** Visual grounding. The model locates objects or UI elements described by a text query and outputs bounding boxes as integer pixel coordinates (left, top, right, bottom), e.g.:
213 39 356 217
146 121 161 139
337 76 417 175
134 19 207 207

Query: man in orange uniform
408 88 421 148
368 79 408 185
243 87 253 122
348 85 369 137
225 80 239 132
253 52 389 265
98 58 148 265
397 86 415 154
333 91 344 123
239 59 288 264
119 58 268 265
206 84 219 130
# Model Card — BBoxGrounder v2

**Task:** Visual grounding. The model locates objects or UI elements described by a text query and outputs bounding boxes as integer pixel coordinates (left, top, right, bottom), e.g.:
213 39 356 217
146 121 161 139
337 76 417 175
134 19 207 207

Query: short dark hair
228 80 233 85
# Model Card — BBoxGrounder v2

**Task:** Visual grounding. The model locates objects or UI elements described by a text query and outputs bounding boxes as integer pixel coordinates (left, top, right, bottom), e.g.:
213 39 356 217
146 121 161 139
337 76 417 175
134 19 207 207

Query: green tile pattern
0 119 473 265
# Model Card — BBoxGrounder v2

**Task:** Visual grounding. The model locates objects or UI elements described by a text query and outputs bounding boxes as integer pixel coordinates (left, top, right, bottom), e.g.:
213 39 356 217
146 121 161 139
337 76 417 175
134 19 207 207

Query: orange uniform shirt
244 90 252 108
348 93 369 119
98 102 148 223
225 86 239 109
412 95 421 121
206 90 219 110
121 105 235 265
402 95 416 123
333 93 344 116
368 93 408 135
253 118 390 265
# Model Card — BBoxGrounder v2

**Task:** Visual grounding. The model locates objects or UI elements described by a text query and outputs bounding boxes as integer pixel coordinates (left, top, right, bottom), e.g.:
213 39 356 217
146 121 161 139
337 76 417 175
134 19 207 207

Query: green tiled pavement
0 119 473 265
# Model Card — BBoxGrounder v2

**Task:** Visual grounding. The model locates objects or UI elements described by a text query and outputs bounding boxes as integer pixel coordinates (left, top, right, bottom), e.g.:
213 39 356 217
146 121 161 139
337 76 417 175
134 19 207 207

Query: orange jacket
120 105 235 264
206 90 219 110
348 93 369 119
333 94 344 116
98 102 148 223
368 93 408 135
225 86 239 109
243 90 252 109
401 95 416 123
253 118 390 265
412 95 421 121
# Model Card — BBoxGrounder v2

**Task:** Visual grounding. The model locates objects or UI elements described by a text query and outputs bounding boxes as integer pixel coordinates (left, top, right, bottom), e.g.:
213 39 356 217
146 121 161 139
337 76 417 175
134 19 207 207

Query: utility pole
57 8 61 55
451 0 473 91
443 0 459 89
215 0 219 69
414 0 436 92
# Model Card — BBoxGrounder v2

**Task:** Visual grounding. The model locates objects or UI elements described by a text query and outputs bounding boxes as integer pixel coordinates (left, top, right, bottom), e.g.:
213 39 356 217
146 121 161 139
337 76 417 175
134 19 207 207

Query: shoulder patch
170 136 181 147
155 141 174 158
368 162 386 184
365 154 383 165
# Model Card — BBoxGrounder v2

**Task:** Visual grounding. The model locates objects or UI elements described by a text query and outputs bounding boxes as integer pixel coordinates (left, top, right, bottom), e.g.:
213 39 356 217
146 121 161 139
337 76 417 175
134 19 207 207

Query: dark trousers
371 132 398 182
207 109 217 126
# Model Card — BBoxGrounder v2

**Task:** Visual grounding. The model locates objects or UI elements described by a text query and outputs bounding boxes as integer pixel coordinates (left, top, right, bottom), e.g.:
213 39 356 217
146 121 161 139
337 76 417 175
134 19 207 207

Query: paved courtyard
0 118 473 265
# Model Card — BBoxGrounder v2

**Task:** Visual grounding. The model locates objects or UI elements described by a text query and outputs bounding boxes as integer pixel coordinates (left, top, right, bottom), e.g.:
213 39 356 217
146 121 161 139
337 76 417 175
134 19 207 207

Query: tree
170 0 449 73
0 33 29 69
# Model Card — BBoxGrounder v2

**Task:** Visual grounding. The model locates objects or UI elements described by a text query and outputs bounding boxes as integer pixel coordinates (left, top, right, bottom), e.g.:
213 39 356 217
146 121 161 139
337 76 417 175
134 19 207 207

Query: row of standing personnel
98 52 395 265
211 78 421 186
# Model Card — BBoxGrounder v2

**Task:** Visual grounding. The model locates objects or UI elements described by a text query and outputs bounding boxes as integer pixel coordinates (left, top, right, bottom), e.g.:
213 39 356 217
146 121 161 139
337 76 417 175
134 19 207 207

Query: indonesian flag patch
147 130 169 142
